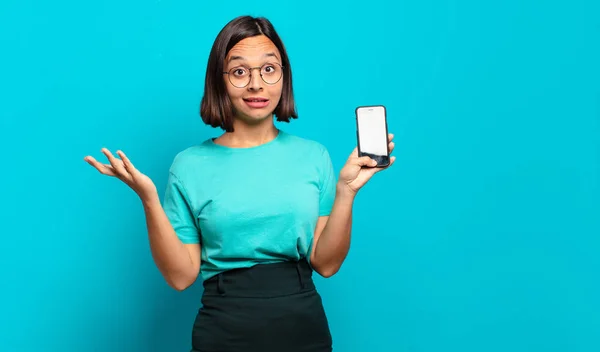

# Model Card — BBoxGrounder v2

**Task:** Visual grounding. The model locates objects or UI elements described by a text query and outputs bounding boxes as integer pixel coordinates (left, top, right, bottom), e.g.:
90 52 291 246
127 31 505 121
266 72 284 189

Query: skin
83 35 395 290
213 35 284 148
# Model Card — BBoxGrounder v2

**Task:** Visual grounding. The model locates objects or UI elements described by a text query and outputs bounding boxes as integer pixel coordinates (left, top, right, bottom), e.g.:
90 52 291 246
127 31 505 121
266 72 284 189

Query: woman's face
223 35 284 125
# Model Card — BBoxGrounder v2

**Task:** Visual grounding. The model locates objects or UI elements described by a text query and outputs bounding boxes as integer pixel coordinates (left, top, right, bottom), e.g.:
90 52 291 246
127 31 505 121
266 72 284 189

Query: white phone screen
356 106 388 156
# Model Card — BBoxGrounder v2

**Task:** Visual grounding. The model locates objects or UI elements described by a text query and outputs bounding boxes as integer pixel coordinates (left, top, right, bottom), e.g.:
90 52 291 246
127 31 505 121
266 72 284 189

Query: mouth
243 97 270 109
243 97 269 102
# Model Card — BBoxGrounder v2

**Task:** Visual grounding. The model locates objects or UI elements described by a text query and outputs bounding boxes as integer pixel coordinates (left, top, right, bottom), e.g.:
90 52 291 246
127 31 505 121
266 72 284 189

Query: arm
310 185 355 277
142 194 201 291
310 134 396 277
84 148 201 291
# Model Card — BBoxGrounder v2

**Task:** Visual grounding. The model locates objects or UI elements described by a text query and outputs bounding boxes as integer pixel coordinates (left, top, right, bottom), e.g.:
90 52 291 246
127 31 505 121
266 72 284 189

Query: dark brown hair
200 16 297 132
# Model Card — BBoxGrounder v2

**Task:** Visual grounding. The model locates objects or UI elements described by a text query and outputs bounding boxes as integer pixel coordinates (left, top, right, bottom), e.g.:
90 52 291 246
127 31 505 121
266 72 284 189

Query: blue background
1 0 599 351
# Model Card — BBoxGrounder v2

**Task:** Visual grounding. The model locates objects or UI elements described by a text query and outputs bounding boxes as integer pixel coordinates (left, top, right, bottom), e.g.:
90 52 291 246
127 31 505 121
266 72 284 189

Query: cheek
225 85 245 109
269 84 283 102
224 82 241 99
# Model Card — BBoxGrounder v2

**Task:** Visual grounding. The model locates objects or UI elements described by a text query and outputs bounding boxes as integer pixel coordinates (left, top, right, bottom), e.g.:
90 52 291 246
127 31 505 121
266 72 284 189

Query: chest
194 160 322 237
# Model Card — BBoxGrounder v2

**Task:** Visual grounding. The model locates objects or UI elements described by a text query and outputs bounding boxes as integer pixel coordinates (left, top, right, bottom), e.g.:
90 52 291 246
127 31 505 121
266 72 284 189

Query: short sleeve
318 146 337 216
163 172 201 244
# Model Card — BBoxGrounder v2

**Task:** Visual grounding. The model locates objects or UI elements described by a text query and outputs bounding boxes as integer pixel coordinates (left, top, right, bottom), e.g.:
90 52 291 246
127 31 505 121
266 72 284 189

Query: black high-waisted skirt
190 259 333 352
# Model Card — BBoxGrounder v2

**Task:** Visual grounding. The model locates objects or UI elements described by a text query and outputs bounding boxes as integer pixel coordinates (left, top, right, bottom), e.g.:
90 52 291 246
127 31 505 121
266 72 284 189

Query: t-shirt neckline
208 129 284 151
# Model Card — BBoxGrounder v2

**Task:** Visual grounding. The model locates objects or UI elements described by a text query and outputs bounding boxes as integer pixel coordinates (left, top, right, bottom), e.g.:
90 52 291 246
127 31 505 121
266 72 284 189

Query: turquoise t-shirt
162 130 337 281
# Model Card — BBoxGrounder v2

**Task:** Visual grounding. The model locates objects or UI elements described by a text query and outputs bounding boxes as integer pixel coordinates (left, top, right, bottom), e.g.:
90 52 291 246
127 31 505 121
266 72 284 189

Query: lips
243 97 270 109
243 97 269 102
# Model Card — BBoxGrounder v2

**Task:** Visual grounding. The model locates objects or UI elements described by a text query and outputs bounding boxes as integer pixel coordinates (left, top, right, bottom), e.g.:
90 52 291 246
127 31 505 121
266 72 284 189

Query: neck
216 115 279 148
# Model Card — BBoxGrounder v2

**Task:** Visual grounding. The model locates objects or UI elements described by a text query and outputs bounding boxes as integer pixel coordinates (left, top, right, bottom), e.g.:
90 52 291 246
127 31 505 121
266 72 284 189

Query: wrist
140 191 161 209
336 182 357 200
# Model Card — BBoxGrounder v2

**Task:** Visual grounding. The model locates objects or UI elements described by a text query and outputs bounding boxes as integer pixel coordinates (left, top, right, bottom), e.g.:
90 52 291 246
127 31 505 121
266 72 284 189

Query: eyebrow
228 52 280 63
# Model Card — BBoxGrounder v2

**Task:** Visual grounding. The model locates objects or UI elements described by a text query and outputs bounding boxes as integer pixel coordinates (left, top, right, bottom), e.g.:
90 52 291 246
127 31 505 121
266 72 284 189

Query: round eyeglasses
223 62 284 88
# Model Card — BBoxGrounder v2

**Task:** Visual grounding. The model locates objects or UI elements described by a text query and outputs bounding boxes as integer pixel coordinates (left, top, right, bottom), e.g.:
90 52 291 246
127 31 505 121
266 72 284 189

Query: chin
236 110 274 124
235 104 275 120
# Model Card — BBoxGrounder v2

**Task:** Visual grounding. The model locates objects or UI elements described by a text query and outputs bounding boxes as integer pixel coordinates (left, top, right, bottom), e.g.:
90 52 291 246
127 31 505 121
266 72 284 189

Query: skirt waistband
202 259 315 298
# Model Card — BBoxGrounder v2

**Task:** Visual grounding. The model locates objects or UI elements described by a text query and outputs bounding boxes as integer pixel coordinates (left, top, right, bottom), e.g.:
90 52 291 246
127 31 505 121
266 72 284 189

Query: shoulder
168 139 215 176
279 131 330 157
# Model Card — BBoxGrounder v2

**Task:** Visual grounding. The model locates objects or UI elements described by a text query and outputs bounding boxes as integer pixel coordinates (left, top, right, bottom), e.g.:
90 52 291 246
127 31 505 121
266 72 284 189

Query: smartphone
355 105 390 167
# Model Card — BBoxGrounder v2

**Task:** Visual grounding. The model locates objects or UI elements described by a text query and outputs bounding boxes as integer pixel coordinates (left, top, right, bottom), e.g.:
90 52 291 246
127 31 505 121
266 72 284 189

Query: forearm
141 194 198 289
312 184 356 277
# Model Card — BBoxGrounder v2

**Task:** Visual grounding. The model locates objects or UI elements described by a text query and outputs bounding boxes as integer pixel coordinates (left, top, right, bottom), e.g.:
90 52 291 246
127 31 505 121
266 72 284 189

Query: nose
247 68 263 91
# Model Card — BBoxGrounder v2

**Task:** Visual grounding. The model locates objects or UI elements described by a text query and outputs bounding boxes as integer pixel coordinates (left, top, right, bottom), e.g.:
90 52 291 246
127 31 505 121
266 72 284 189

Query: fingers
84 156 116 176
85 148 134 181
117 150 136 173
102 148 129 178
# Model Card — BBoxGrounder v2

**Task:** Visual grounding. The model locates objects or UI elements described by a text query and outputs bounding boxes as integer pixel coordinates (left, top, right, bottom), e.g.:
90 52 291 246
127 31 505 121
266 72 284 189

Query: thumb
356 156 378 168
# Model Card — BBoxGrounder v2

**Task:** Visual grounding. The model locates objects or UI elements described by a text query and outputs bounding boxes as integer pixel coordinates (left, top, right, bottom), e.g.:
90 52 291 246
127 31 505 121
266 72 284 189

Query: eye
231 67 248 77
262 64 277 74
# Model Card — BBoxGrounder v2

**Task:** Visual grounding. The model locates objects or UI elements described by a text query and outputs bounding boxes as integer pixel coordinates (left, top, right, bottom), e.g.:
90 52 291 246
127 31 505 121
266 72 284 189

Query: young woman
84 15 395 352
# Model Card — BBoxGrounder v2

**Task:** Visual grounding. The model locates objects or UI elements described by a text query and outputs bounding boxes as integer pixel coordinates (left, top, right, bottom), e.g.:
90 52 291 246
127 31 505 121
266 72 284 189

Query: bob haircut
200 16 298 132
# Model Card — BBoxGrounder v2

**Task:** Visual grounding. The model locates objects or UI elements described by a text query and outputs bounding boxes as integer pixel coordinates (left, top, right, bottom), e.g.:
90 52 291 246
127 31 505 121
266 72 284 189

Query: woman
84 15 395 352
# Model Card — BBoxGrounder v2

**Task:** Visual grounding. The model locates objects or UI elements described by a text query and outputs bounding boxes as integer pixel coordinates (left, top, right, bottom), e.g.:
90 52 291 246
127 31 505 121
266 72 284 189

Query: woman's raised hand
84 148 158 203
337 133 396 195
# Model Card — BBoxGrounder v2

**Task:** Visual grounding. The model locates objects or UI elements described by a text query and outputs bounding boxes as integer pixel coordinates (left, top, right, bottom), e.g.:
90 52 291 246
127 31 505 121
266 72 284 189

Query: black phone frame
355 104 390 168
